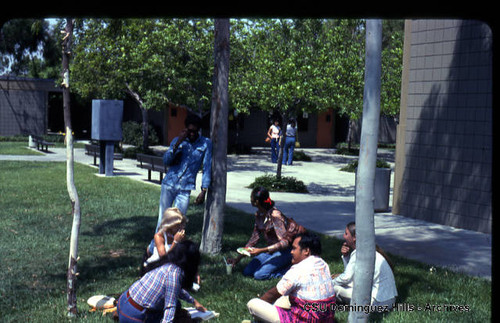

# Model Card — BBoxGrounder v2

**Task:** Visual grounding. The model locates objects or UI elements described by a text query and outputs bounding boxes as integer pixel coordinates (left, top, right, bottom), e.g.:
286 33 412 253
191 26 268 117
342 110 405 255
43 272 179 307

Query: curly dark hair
184 114 202 129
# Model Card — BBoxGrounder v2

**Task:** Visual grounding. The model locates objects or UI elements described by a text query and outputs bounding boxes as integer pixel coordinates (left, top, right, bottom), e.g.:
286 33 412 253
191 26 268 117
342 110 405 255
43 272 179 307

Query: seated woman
228 187 292 280
117 240 206 322
332 221 398 309
144 207 186 267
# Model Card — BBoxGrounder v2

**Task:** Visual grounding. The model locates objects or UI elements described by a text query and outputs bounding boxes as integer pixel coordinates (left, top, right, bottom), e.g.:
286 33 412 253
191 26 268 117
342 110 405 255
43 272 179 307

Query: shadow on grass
82 215 154 244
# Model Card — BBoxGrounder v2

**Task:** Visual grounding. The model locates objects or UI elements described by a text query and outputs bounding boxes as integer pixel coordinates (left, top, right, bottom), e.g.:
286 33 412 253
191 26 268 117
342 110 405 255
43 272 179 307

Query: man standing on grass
246 232 336 323
157 113 211 221
149 114 212 254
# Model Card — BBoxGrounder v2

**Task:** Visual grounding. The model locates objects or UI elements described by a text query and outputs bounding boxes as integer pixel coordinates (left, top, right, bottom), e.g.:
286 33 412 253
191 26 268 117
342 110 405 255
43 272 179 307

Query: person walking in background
282 119 297 166
267 119 281 163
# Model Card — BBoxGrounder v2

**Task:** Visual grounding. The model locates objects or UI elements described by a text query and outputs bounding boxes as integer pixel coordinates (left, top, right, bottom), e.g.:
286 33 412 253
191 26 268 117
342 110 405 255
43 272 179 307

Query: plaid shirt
245 208 289 253
129 263 194 323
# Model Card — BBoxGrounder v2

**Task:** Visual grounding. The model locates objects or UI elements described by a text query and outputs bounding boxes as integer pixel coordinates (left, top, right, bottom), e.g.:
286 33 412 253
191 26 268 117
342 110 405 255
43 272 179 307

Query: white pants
247 296 290 323
334 285 395 310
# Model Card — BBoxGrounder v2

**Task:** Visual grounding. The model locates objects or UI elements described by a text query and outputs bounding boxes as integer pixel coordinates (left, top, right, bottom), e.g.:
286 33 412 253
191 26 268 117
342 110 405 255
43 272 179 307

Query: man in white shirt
246 232 336 322
332 222 398 309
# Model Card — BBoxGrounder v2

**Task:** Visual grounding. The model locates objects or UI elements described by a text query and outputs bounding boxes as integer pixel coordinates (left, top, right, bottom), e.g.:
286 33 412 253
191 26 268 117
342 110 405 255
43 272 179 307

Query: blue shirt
129 263 195 323
162 135 212 191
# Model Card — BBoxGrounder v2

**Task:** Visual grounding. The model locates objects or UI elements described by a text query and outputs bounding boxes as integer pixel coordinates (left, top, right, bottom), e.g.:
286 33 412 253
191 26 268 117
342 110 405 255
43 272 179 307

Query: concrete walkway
2 145 491 279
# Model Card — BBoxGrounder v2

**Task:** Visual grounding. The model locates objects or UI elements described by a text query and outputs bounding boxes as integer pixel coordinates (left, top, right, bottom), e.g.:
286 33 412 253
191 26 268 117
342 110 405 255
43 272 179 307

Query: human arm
200 139 212 192
267 126 273 139
191 139 212 205
332 251 356 286
163 136 184 166
227 221 260 265
260 286 282 304
194 139 211 205
341 242 351 257
194 188 207 205
226 254 244 267
178 290 206 312
265 209 290 253
161 266 188 322
154 232 168 257
155 230 185 257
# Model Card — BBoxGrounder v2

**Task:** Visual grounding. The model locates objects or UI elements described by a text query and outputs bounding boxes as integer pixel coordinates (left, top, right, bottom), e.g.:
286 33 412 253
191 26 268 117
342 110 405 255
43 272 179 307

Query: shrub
122 121 159 147
293 150 312 161
248 174 309 193
340 159 391 173
0 135 28 142
335 142 359 156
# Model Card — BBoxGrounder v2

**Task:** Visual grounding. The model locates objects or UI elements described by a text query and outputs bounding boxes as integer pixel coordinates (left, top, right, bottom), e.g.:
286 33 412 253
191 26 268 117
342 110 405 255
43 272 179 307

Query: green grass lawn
0 142 44 155
0 160 491 322
0 140 85 155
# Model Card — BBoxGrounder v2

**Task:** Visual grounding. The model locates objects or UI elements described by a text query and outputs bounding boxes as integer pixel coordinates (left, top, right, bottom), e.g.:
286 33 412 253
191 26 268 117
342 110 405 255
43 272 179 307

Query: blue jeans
270 138 279 163
282 137 296 165
117 290 162 323
157 184 190 230
243 248 292 280
149 185 190 254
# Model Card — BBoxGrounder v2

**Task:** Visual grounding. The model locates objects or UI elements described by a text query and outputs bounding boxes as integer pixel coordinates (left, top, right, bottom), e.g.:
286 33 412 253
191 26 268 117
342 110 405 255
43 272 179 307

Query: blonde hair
158 207 187 233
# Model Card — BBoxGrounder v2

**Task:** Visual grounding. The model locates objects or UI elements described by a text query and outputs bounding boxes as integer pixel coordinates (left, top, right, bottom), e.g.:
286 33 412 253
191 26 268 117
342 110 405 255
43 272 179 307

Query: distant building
0 76 62 136
393 20 492 233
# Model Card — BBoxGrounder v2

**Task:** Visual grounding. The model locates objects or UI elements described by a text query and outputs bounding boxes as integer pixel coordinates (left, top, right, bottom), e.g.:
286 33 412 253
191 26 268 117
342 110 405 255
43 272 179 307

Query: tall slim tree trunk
347 118 354 151
141 107 149 151
61 18 81 318
349 19 382 323
200 19 230 254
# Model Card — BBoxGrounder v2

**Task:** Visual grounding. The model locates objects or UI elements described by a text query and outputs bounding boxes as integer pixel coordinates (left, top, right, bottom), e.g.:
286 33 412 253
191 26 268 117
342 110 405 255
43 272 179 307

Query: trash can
355 167 391 212
373 167 391 212
28 135 36 148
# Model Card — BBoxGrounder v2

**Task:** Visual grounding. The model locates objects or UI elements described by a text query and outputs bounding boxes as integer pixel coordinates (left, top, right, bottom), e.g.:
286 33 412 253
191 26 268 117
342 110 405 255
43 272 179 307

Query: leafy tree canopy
0 18 60 78
71 18 214 115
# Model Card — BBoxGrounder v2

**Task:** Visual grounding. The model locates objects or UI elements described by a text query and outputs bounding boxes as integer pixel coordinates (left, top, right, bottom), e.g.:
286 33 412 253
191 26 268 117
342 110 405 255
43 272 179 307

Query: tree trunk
347 118 354 151
141 107 149 151
200 19 230 254
348 19 382 323
125 84 149 151
62 18 81 318
276 112 288 179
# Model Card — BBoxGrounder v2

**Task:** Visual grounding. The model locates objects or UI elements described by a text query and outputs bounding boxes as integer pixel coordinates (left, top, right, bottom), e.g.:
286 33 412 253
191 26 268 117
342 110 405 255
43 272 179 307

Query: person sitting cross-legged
246 232 336 323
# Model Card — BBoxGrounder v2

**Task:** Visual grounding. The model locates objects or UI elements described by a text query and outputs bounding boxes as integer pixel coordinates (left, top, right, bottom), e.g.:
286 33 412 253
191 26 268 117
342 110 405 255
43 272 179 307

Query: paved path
1 145 491 279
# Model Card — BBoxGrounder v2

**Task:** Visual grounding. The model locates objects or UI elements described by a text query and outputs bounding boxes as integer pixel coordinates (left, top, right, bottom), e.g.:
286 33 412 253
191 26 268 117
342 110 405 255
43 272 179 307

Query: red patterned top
245 207 289 253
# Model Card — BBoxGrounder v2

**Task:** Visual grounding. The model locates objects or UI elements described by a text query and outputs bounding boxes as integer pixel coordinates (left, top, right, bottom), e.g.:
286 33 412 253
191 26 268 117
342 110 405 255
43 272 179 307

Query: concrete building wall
393 20 492 233
0 89 47 136
0 77 61 136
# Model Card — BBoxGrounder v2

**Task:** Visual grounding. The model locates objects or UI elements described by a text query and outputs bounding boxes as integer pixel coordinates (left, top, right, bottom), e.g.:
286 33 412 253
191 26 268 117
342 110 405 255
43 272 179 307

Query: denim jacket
162 135 212 191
